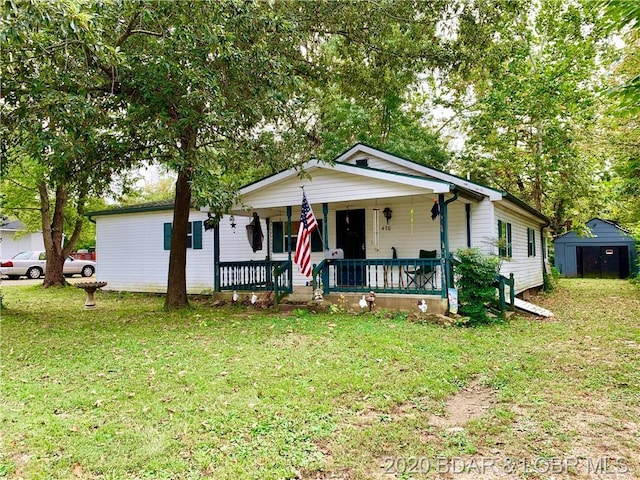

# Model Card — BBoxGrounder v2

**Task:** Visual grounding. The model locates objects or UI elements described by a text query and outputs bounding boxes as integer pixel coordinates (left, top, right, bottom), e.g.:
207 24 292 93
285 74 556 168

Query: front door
336 209 366 286
336 209 366 259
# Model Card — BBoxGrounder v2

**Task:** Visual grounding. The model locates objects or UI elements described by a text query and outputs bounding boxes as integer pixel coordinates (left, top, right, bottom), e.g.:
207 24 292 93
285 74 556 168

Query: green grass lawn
1 279 639 479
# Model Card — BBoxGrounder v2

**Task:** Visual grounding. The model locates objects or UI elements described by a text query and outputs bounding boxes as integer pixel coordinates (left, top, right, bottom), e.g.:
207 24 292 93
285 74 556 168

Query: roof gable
238 143 548 223
239 158 452 198
554 218 634 243
334 143 504 201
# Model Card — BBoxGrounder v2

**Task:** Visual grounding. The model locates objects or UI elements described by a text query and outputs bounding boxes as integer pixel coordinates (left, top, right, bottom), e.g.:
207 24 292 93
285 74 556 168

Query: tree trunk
39 183 67 287
164 167 193 310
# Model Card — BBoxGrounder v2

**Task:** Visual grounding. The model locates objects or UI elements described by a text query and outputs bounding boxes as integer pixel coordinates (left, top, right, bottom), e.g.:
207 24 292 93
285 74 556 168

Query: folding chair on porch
405 249 437 289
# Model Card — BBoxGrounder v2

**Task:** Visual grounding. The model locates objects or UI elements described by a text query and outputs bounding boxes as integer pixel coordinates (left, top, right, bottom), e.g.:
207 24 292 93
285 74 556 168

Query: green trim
341 142 504 194
163 222 172 250
272 221 284 253
193 221 203 250
333 160 453 187
88 200 174 217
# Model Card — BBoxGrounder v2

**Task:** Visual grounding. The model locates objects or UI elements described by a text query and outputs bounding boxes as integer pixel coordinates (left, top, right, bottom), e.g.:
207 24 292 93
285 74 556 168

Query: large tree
2 1 143 286
448 0 610 233
598 1 640 232
77 0 476 309
4 0 538 306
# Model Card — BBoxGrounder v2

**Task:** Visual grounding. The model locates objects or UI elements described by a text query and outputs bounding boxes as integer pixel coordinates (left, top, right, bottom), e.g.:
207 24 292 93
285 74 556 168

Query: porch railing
495 273 515 319
313 257 446 297
273 260 293 304
218 260 293 302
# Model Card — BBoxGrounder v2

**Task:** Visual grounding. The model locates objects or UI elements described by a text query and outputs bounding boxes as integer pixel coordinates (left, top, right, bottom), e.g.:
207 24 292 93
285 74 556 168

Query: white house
0 220 45 260
89 144 550 310
88 201 266 293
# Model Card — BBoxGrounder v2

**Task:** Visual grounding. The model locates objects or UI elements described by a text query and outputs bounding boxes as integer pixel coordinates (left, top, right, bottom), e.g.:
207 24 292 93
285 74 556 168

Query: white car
0 251 96 280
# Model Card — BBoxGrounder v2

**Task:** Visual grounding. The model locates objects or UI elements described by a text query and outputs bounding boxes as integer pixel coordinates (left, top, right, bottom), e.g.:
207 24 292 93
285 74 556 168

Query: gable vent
356 158 369 167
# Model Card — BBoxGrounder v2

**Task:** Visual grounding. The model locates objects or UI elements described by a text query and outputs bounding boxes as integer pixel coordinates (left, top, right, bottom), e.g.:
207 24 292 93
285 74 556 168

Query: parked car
0 251 96 279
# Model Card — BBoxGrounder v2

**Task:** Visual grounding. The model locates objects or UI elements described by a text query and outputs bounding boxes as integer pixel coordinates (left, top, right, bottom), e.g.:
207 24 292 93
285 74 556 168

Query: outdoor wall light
383 207 392 225
229 215 236 231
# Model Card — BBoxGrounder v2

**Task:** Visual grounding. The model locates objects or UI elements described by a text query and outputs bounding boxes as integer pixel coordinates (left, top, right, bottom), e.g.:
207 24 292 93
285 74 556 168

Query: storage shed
554 218 638 279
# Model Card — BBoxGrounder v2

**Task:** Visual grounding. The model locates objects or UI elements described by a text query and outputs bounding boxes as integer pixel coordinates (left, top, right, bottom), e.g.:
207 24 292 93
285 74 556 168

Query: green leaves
454 248 503 325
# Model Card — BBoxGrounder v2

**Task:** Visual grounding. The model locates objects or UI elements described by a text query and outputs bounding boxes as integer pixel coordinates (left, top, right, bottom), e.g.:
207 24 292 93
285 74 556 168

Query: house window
527 228 536 257
498 220 512 258
272 220 323 253
164 221 203 250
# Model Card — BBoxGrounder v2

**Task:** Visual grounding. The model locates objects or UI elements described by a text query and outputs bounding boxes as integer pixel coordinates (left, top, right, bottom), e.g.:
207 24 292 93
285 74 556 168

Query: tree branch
115 11 141 47
129 29 164 38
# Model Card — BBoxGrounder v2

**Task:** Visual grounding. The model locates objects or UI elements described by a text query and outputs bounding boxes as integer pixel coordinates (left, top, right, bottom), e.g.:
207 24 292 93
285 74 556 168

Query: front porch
216 256 450 305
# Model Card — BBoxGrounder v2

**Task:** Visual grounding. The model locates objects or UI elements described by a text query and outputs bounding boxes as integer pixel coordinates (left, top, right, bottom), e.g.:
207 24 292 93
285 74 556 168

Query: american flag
294 191 318 277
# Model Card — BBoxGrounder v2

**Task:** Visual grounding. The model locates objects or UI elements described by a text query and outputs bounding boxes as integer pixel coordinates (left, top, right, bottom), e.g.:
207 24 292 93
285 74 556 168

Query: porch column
322 203 329 250
213 222 220 292
438 194 448 298
287 206 293 286
266 218 271 260
466 203 471 248
441 192 460 300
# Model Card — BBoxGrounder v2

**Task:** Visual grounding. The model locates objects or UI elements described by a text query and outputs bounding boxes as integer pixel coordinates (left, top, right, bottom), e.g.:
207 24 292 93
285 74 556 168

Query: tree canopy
2 0 638 299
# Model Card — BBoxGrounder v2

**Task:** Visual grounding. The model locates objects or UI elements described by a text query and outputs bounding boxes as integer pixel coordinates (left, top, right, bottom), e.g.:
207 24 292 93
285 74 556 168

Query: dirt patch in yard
428 379 496 430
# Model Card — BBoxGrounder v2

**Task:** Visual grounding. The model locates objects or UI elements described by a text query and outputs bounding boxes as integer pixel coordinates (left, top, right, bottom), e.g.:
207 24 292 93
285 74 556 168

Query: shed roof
0 220 26 231
553 218 635 243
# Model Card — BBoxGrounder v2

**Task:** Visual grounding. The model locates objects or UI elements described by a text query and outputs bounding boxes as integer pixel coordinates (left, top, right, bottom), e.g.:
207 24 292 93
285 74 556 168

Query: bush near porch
1 279 639 479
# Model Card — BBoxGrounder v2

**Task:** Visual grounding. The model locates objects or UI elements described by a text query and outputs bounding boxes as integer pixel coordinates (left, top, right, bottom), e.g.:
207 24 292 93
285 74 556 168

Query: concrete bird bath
76 281 107 310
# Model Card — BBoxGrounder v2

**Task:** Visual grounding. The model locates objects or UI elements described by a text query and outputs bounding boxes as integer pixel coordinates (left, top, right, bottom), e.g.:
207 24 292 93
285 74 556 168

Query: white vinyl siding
468 198 496 255
239 168 434 210
96 210 214 294
0 231 45 259
494 206 543 294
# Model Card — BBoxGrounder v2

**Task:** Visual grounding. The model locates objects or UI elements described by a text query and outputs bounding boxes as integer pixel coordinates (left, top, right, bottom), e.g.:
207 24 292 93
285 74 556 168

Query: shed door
577 246 629 279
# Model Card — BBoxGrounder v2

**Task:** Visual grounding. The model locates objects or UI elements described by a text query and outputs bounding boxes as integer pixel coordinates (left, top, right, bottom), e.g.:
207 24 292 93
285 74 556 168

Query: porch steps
507 297 554 318
282 286 314 304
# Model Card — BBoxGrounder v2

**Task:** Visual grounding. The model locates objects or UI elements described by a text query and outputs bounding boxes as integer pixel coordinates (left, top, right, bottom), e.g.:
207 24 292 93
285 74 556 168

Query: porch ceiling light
383 207 392 225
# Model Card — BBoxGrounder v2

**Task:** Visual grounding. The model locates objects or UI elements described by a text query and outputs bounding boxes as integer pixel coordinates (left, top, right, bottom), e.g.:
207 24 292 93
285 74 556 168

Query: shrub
454 248 502 325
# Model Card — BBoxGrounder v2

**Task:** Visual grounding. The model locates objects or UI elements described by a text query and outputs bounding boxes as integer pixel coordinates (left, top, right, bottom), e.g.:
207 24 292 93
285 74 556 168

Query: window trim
498 220 512 258
163 221 203 250
527 227 536 257
272 219 323 253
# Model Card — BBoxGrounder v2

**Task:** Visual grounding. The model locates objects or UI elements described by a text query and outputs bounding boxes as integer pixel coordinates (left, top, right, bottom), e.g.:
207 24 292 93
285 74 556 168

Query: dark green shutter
532 228 536 256
273 221 284 253
531 228 536 257
498 220 504 257
193 221 203 250
507 222 512 257
311 220 323 252
163 223 172 250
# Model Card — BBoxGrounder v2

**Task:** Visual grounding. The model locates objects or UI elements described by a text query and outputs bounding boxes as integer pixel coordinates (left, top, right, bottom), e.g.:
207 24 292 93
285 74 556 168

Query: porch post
322 203 329 250
266 218 271 260
287 206 293 287
439 194 448 299
213 222 220 292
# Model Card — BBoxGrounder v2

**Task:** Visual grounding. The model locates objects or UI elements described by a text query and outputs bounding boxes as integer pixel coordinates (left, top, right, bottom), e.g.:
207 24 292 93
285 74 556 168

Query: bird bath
76 281 107 310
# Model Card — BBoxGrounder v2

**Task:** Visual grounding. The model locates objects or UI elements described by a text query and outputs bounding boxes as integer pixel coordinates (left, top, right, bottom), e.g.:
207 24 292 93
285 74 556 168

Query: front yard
1 279 639 479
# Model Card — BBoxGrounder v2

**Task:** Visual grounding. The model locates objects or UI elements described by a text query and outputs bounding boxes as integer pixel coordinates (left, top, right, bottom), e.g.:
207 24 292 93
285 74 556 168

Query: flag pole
300 186 324 248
